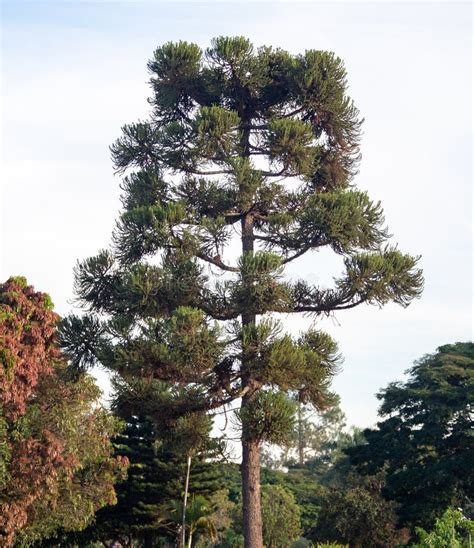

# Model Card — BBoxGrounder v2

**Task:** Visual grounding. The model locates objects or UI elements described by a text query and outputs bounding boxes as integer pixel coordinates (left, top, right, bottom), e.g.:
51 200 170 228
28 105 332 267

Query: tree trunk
240 210 263 547
241 401 263 548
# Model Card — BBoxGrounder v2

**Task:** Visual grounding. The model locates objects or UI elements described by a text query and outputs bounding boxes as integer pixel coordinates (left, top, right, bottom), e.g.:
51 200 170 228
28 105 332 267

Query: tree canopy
348 342 474 529
0 277 127 546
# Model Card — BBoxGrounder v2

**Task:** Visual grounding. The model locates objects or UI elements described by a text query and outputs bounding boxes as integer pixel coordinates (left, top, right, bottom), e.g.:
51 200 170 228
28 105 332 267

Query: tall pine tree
61 37 423 547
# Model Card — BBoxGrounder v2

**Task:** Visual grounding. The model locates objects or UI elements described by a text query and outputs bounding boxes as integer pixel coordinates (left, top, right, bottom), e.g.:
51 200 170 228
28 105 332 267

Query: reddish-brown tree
0 277 126 546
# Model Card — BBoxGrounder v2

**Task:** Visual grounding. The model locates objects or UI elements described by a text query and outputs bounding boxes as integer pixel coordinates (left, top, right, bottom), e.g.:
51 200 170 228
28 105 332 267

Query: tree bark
241 414 263 548
240 211 263 547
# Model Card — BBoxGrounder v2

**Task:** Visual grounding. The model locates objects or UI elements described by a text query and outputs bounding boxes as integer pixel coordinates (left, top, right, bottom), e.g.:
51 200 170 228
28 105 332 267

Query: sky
1 1 472 430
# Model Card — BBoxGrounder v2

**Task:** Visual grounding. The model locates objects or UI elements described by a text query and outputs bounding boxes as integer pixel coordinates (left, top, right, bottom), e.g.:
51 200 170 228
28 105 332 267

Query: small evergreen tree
71 377 225 547
72 414 176 546
61 37 423 546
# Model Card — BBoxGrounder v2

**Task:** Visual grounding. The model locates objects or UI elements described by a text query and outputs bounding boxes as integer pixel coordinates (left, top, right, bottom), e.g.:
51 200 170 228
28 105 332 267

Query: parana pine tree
61 37 423 547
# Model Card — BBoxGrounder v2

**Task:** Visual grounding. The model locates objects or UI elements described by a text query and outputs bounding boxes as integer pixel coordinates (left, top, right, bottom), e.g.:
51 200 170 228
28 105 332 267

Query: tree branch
281 244 314 265
293 298 366 314
196 252 239 272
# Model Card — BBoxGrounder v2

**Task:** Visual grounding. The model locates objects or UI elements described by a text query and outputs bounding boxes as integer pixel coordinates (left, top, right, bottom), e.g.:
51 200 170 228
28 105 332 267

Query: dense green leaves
311 478 404 548
340 247 423 307
237 391 297 444
261 484 302 547
412 508 474 548
348 342 474 529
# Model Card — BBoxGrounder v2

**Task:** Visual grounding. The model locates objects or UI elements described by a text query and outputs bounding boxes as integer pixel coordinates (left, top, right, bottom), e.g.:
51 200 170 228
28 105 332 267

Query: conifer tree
61 37 423 547
68 381 224 547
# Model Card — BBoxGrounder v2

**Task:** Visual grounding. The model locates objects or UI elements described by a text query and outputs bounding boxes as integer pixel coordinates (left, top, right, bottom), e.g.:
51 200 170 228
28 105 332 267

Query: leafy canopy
348 342 474 529
60 35 422 463
0 277 127 546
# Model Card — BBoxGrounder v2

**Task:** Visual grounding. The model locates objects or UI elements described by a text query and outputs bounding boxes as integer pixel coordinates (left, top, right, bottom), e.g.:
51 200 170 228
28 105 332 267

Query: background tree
261 484 302 547
293 397 346 467
258 426 368 541
67 376 227 548
261 395 346 469
61 36 423 546
348 342 474 530
231 483 302 548
310 473 406 548
263 467 324 541
69 413 176 547
204 488 237 546
0 277 126 546
411 508 474 548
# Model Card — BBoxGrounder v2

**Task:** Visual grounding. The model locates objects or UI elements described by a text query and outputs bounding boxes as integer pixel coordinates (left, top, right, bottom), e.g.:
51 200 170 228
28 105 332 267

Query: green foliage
261 484 302 547
261 466 326 540
206 489 237 545
61 36 424 545
412 508 474 548
238 319 340 406
62 392 226 547
5 276 28 291
73 414 174 545
316 543 348 548
267 118 315 175
0 278 127 546
348 342 474 529
231 483 302 547
61 35 424 409
12 370 127 546
159 494 218 546
339 246 423 307
313 427 367 488
311 476 404 548
236 391 297 444
268 396 347 469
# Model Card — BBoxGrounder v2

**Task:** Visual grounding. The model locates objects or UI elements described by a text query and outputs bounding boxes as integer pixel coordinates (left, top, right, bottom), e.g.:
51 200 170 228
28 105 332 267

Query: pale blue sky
1 1 472 429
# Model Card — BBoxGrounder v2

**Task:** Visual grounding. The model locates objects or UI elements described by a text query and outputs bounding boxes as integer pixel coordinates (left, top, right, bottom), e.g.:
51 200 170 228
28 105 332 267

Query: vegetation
309 474 406 547
0 277 127 546
0 280 472 545
412 508 474 548
59 36 423 547
261 484 302 547
261 396 346 469
65 378 228 547
2 34 472 548
348 342 474 530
